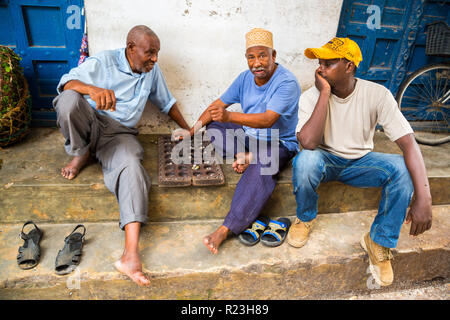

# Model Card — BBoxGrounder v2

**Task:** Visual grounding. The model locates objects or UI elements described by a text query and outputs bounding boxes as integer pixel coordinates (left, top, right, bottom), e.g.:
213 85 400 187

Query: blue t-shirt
220 64 300 152
57 48 176 128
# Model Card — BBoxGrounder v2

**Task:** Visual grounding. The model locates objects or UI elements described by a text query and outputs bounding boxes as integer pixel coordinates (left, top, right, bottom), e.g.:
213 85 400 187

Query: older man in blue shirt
191 28 301 254
53 25 190 286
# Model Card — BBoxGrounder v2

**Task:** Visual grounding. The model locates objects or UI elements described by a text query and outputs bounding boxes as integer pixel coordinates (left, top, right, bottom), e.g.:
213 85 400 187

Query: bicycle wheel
396 63 450 145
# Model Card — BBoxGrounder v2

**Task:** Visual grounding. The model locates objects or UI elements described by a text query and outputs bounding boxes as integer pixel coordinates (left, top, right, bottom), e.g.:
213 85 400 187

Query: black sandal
238 216 270 246
260 218 291 247
17 221 43 270
55 224 86 275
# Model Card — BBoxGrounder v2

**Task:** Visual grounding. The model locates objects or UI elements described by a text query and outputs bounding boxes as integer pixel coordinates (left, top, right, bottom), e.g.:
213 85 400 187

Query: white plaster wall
84 0 343 133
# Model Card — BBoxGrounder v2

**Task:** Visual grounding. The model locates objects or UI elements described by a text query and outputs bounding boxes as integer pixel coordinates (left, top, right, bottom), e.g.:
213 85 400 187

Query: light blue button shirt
57 48 176 127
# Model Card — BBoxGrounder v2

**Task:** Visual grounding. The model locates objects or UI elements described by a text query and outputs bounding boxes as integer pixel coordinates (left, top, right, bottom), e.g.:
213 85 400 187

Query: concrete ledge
1 128 449 224
0 206 448 299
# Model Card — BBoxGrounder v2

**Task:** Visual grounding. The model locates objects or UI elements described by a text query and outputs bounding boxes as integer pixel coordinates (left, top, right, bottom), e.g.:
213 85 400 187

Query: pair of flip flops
17 221 86 275
238 216 291 247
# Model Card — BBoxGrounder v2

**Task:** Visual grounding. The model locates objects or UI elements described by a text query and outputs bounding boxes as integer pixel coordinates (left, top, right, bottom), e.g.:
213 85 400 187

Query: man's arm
63 80 116 111
190 98 279 134
168 102 190 131
395 133 432 236
209 105 280 129
297 69 330 149
189 99 228 135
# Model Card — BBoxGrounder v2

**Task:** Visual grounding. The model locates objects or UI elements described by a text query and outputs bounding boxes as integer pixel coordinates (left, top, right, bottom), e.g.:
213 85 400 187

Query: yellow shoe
287 218 315 248
360 232 394 287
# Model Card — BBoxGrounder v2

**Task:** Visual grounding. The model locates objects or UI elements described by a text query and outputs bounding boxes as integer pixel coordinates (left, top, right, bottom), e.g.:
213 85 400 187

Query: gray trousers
53 89 151 229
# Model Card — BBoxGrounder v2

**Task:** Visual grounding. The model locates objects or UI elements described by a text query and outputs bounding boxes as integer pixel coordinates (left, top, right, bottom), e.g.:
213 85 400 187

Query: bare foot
61 151 91 180
232 152 253 174
114 253 150 287
203 225 230 254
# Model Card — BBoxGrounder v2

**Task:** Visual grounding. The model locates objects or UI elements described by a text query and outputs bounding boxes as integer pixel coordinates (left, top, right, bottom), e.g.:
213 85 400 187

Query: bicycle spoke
428 71 437 101
405 85 432 104
403 95 430 104
436 70 448 100
405 108 425 121
416 73 433 101
404 89 430 102
421 71 436 102
431 70 441 102
441 74 449 102
410 79 433 99
441 91 450 104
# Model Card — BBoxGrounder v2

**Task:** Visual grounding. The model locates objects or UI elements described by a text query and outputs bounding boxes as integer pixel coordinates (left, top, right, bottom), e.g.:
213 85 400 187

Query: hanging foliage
0 45 31 147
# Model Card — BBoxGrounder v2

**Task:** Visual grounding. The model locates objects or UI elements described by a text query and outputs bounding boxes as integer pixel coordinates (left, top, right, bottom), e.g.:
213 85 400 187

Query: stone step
1 128 449 224
0 206 448 299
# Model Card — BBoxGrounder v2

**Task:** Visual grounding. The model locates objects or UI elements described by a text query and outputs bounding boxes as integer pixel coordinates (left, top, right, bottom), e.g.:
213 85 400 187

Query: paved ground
342 279 449 300
1 207 448 299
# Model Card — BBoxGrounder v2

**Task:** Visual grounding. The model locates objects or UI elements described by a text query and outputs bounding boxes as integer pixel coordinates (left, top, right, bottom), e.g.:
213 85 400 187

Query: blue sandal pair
238 216 291 247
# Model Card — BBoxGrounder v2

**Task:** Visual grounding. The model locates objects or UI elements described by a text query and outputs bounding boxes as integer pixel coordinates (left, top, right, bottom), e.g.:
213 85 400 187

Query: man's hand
189 120 205 136
315 68 331 94
209 104 230 123
171 128 191 142
395 133 433 237
297 69 330 149
405 196 432 236
88 86 116 111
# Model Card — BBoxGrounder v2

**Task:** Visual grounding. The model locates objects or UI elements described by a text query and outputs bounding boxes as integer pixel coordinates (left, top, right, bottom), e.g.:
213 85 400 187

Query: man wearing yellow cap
288 37 432 287
190 28 301 254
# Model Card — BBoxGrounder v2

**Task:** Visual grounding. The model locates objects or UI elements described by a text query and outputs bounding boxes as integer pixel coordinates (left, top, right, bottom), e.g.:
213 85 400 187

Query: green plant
0 46 31 147
0 46 24 116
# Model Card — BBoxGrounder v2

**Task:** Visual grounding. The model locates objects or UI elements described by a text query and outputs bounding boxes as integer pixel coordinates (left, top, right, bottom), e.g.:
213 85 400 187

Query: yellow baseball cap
304 37 363 67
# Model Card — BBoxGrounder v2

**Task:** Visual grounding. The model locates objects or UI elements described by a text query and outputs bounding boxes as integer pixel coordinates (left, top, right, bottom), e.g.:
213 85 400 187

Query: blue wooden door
0 0 85 126
336 0 449 96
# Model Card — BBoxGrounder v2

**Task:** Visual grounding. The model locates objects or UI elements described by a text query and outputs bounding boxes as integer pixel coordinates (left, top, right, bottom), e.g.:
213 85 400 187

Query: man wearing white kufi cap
189 28 301 254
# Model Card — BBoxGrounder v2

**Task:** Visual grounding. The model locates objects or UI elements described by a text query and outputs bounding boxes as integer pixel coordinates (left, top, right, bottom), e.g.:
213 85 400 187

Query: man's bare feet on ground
232 152 253 174
203 225 230 254
114 252 150 286
61 151 91 180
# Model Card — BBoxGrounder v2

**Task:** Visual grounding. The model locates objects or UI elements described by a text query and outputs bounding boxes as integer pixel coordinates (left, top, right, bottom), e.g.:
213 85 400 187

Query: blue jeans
292 149 414 248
